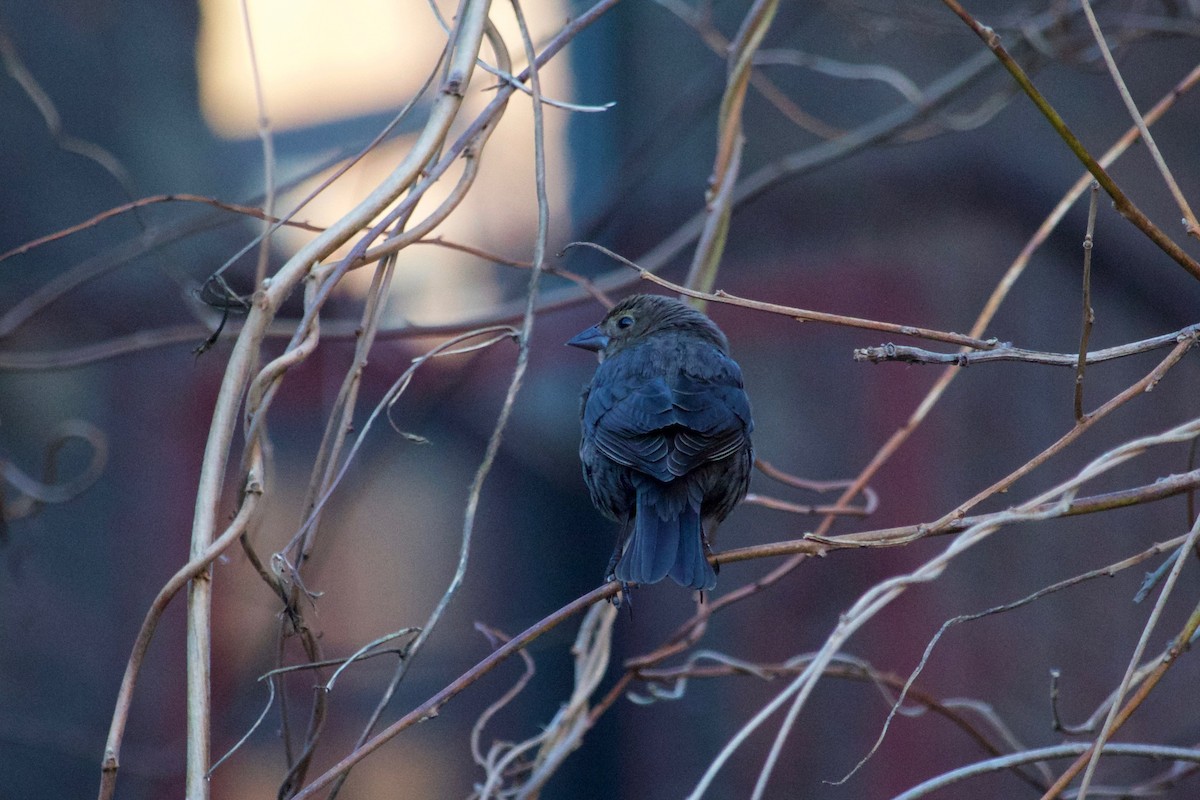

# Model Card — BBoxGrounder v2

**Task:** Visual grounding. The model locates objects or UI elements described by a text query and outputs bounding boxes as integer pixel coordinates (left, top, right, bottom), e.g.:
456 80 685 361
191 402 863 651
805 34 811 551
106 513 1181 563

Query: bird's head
566 294 729 361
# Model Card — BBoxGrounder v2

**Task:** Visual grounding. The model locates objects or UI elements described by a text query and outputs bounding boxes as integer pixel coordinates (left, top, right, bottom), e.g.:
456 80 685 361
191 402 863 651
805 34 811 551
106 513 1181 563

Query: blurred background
2 0 1200 797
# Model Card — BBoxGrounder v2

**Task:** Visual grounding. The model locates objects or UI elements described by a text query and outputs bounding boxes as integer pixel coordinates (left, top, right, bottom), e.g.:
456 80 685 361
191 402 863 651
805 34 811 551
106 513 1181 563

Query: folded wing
584 348 753 480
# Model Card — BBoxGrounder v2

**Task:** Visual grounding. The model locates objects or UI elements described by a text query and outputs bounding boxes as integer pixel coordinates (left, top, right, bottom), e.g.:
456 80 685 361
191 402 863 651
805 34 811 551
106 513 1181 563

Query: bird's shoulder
597 333 743 386
584 334 751 435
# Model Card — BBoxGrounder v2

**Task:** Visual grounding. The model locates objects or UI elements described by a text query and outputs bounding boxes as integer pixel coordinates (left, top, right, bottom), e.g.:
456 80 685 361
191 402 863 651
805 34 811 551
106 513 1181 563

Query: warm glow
197 0 577 322
197 0 447 137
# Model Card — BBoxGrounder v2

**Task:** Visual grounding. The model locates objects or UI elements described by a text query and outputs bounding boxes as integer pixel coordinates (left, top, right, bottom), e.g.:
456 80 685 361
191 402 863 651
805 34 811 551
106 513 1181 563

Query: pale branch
941 0 1200 280
838 531 1194 788
1074 514 1200 799
564 241 1000 350
854 323 1200 367
1 420 107 517
653 0 843 139
0 27 137 205
637 655 1048 793
1079 0 1200 237
0 193 324 264
290 583 620 800
893 743 1200 800
718 467 1200 563
690 413 1200 799
1074 182 1100 420
276 440 1200 799
682 0 777 297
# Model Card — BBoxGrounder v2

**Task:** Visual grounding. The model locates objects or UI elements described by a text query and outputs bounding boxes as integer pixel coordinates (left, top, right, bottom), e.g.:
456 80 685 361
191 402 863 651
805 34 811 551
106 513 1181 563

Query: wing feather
583 341 752 482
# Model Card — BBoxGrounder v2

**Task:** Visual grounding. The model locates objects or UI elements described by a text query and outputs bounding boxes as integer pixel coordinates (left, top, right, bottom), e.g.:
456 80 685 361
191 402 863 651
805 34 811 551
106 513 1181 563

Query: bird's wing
584 347 752 481
664 369 752 475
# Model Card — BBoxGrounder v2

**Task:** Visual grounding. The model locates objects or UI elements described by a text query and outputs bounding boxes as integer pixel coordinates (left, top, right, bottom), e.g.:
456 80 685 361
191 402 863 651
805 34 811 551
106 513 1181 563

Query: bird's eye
616 315 635 329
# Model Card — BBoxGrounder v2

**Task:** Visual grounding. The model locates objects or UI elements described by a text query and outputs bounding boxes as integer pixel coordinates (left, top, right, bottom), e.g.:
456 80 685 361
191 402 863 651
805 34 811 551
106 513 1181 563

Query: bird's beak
566 324 609 353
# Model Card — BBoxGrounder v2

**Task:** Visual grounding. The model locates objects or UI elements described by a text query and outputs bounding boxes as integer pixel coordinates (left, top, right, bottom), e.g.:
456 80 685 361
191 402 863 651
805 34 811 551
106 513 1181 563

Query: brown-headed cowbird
567 294 753 591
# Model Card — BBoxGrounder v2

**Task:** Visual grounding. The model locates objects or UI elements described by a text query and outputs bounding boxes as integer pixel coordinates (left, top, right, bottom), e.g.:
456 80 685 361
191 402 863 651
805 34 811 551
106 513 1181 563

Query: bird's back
583 334 752 484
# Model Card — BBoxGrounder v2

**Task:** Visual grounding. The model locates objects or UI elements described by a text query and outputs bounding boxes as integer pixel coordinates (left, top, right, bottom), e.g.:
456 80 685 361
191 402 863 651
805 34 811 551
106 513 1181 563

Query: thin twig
836 531 1192 786
1079 0 1200 238
1040 591 1200 798
717 468 1200 563
741 493 874 517
683 0 778 298
207 674 276 778
240 0 276 292
894 743 1200 800
653 0 842 139
1073 514 1200 799
99 473 263 800
941 0 1200 280
470 624 537 780
290 583 621 800
855 323 1199 367
607 63 1200 726
413 237 615 305
1074 182 1099 421
692 412 1200 799
754 49 924 105
0 193 323 266
0 27 138 205
564 241 999 350
211 645 414 780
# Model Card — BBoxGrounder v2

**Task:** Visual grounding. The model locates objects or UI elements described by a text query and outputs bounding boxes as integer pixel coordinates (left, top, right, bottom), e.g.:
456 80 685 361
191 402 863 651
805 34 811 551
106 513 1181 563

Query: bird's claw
703 536 720 575
604 573 635 612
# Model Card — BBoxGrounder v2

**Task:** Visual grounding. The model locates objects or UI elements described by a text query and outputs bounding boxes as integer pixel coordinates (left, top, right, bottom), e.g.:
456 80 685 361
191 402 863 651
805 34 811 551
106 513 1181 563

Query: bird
567 294 754 592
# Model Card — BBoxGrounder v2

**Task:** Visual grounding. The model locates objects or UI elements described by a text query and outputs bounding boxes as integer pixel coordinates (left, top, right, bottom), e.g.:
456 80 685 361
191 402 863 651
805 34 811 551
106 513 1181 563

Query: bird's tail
616 484 716 590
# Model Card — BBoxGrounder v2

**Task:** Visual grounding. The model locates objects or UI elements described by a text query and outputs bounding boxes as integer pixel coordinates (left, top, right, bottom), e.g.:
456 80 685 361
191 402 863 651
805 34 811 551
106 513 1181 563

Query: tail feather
616 488 716 590
615 498 678 585
668 505 715 590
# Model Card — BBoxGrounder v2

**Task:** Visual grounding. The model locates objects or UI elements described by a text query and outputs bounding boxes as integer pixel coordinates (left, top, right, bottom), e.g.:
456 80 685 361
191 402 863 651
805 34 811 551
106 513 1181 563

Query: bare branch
894 743 1200 800
1074 182 1099 421
564 241 1000 350
854 323 1200 367
1079 0 1200 238
941 0 1200 280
